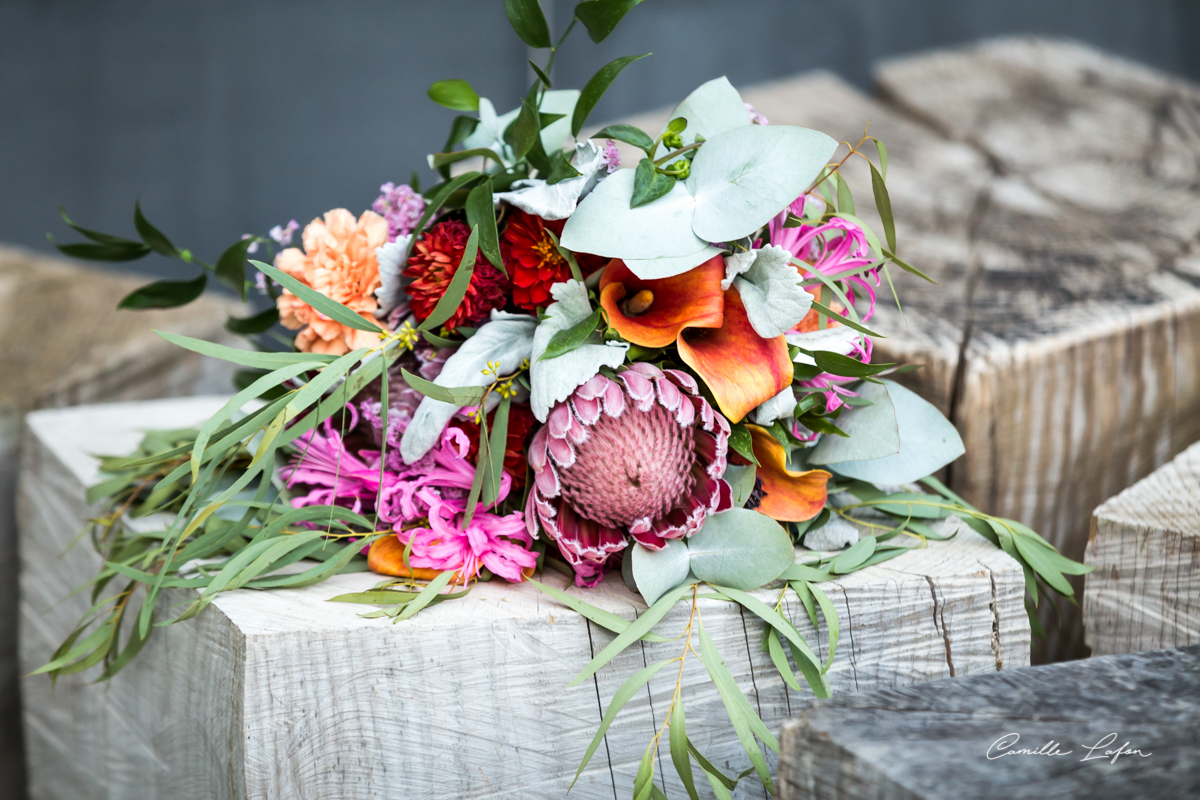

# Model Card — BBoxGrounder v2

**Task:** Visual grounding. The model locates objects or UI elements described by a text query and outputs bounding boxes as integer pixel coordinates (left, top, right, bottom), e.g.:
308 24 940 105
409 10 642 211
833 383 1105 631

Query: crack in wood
977 560 1004 672
925 575 956 677
584 619 619 800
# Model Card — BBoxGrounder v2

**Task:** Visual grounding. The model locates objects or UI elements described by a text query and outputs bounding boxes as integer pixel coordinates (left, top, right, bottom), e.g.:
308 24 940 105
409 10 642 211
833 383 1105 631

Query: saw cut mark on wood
18 397 1026 800
1084 440 1200 656
777 644 1200 800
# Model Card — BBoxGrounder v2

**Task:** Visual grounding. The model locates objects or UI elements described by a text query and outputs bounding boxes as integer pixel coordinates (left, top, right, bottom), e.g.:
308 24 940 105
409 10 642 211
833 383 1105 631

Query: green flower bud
662 131 684 150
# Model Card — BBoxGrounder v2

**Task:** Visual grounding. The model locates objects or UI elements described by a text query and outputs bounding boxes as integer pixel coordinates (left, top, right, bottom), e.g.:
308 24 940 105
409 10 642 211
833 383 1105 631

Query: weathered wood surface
18 397 1027 800
614 37 1200 661
1084 440 1200 656
778 644 1200 800
0 244 237 795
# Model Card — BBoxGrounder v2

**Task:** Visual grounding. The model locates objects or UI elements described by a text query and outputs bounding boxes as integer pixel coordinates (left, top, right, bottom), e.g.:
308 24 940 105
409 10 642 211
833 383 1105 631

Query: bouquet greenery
44 2 1087 796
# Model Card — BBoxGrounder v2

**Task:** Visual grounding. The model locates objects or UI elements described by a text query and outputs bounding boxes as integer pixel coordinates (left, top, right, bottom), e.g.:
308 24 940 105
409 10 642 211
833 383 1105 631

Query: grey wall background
3 0 1199 285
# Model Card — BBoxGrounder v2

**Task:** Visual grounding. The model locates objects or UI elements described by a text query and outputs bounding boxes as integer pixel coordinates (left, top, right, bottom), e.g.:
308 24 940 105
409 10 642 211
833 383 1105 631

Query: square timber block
1084 440 1200 656
19 397 1029 800
0 244 237 794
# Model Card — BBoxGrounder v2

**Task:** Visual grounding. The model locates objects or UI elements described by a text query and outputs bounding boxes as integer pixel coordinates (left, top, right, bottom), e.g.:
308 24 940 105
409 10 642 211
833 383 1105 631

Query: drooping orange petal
368 535 466 584
599 256 724 348
677 288 793 423
366 535 533 583
747 425 830 522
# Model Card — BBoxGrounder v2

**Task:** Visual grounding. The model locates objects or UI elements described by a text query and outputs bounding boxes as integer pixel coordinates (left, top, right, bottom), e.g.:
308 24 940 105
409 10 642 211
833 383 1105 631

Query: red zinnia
404 219 509 332
458 402 538 490
500 209 605 313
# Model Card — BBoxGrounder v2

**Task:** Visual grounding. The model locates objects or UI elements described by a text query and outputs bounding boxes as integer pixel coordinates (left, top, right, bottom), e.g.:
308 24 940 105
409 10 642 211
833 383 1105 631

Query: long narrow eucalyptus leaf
154 330 338 368
526 577 668 642
253 261 383 334
418 226 479 332
395 571 455 621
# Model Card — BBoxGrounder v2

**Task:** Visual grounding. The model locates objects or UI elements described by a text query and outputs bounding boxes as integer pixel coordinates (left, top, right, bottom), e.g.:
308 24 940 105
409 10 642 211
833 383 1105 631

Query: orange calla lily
676 287 794 423
599 256 725 347
746 425 830 522
367 535 534 583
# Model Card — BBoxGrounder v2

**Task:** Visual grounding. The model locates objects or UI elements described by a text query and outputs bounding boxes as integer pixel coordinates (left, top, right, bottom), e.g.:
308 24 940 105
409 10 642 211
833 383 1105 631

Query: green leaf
809 582 840 672
875 139 888 180
631 539 692 605
666 116 687 134
225 306 279 335
421 329 460 348
396 571 456 621
134 201 177 256
570 658 674 789
831 535 875 573
575 0 643 42
252 260 383 334
567 581 694 687
571 53 650 137
811 350 896 378
687 739 745 796
154 329 336 369
727 422 759 466
118 273 206 309
712 584 826 698
538 307 601 361
724 464 758 508
1010 532 1075 598
807 300 885 337
631 157 677 208
835 173 855 216
504 0 551 48
417 225 479 331
884 248 939 284
465 181 504 273
481 395 511 507
55 240 151 261
696 617 775 792
526 577 668 642
687 508 793 590
57 207 141 246
594 123 654 155
808 381 899 465
399 367 487 406
669 698 699 800
869 161 896 254
462 411 488 527
284 349 367 420
634 740 657 800
529 60 552 88
445 115 479 148
427 79 480 111
767 628 802 691
545 149 582 185
778 562 832 582
509 96 541 160
428 148 506 169
214 238 251 299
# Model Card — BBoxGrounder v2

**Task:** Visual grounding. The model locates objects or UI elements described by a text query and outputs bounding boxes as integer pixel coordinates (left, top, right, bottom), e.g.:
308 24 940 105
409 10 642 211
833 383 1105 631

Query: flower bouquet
44 2 1088 796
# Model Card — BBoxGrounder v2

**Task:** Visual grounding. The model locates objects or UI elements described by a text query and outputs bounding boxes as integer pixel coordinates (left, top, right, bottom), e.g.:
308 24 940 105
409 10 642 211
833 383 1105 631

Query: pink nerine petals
398 494 536 583
528 366 732 587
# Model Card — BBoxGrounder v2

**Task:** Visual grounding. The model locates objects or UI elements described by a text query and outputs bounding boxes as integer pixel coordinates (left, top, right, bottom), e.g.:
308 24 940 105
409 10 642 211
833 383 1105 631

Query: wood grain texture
777 645 1200 800
872 36 1200 661
1084 440 1200 656
18 398 1028 800
0 245 238 797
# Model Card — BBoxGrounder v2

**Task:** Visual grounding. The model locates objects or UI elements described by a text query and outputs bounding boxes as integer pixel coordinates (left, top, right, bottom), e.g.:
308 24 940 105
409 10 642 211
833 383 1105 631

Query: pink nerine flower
398 494 535 583
527 363 733 587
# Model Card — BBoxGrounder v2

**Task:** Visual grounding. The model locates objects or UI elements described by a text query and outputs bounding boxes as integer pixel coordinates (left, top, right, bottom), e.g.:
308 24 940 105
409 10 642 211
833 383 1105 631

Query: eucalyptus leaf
808 381 899 465
623 246 724 280
466 182 504 273
631 539 692 605
561 169 706 260
687 508 793 590
688 124 837 243
724 464 758 508
829 380 965 484
665 76 750 145
418 225 479 331
253 261 383 334
400 369 488 406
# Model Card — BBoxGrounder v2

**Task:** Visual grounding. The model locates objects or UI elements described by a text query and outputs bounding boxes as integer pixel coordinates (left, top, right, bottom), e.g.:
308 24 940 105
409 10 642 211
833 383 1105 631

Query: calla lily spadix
600 256 725 347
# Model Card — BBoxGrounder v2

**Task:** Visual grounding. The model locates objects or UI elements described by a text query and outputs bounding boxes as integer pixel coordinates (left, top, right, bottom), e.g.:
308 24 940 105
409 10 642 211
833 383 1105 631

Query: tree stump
1084 441 1200 656
778 644 1200 800
612 37 1200 661
18 397 1026 800
0 245 236 792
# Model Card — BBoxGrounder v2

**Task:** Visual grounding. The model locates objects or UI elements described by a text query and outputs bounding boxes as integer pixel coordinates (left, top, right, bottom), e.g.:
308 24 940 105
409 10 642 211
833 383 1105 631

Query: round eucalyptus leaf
687 508 794 591
631 539 693 605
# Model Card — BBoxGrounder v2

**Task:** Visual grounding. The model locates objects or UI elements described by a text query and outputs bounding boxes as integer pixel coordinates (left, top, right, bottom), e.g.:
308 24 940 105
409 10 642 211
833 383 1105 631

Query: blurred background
3 0 1198 279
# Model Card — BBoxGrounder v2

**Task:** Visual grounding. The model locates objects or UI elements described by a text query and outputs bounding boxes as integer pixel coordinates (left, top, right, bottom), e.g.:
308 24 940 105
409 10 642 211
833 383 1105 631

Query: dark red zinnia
500 209 606 313
404 219 509 332
458 402 538 490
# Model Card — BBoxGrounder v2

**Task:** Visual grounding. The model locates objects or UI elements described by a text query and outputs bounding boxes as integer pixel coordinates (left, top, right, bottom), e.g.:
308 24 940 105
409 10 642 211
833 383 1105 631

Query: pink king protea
526 362 733 587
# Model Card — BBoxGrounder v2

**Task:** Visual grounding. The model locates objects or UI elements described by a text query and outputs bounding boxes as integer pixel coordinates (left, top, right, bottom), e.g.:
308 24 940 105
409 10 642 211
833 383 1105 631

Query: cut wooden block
777 644 1200 800
612 39 1200 661
1084 440 1200 656
18 397 1028 800
0 245 237 792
